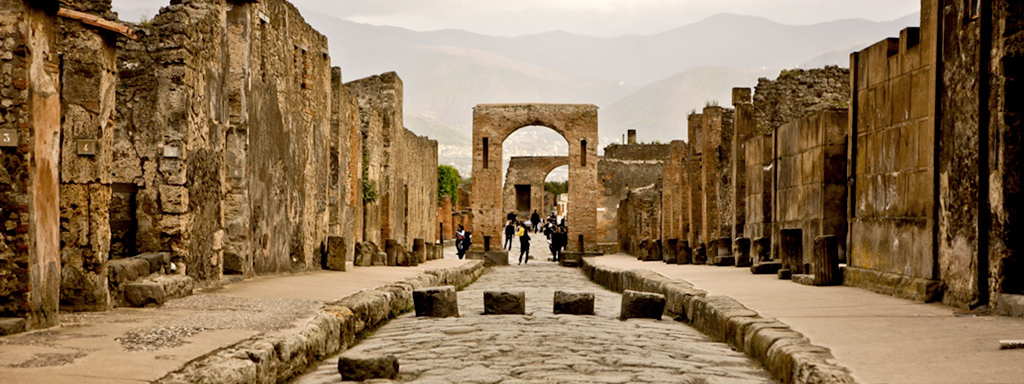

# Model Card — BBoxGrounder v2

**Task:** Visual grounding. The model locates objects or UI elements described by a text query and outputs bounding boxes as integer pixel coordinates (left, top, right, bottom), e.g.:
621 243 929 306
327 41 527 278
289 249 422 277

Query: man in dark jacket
530 210 541 232
503 220 515 250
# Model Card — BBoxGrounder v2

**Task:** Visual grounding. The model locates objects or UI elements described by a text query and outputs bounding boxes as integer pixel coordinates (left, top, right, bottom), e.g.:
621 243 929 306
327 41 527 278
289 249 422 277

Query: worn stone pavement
0 257 471 384
591 254 1024 384
296 236 772 384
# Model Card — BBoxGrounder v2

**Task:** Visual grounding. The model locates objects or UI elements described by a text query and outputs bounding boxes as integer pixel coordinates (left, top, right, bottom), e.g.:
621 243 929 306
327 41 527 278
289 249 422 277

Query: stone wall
846 1 940 300
752 66 851 136
57 0 117 311
660 141 688 244
0 0 61 330
743 134 774 246
686 113 704 248
699 106 735 258
347 72 439 254
501 156 567 217
773 109 848 272
617 185 661 255
598 142 669 246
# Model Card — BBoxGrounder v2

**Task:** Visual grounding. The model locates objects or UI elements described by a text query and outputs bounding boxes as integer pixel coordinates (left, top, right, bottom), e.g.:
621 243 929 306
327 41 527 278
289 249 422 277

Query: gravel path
295 254 773 384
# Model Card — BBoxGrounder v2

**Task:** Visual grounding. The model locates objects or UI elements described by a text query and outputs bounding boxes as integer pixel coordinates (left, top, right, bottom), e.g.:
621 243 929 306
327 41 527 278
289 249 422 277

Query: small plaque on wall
0 129 18 147
162 144 182 158
76 139 97 156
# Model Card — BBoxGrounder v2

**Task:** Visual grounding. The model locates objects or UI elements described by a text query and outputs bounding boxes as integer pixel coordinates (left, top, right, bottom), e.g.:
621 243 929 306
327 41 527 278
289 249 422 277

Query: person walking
517 222 531 265
503 220 515 250
455 225 468 260
530 210 541 232
552 225 567 262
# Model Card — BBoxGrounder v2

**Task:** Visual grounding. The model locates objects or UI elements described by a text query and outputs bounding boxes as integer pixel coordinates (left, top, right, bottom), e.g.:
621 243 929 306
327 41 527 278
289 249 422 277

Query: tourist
503 220 515 250
552 225 568 262
530 210 541 232
455 225 468 259
506 211 517 222
517 222 531 265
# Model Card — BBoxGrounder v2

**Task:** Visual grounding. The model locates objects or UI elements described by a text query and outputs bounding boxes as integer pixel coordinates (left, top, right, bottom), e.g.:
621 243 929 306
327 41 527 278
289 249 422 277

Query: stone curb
155 261 488 384
580 258 857 384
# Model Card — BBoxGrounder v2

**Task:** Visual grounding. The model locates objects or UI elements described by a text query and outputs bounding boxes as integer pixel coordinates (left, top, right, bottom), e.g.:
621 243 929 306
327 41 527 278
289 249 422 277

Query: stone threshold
154 261 488 384
580 257 856 384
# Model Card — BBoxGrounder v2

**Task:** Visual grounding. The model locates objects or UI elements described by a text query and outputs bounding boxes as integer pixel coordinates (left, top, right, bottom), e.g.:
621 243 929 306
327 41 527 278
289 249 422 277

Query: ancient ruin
1 0 1023 383
470 104 599 255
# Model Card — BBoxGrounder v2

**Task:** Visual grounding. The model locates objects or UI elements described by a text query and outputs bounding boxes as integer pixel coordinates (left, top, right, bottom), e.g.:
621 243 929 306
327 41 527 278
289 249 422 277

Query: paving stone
553 291 595 315
413 286 459 318
484 291 526 315
620 290 666 320
337 354 399 381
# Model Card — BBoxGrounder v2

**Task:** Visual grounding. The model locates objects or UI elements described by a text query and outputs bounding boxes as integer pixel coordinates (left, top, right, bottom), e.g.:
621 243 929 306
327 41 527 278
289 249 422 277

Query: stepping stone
792 274 816 286
413 286 459 317
337 354 399 381
484 291 526 315
553 291 595 315
620 290 666 320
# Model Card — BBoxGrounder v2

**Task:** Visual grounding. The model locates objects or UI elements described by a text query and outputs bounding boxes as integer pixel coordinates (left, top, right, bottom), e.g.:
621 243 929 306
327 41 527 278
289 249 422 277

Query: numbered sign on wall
0 129 18 148
76 139 97 156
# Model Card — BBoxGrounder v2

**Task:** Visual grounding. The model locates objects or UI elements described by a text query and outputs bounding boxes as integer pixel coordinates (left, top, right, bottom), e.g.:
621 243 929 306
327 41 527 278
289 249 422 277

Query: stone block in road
413 286 459 317
337 354 399 381
620 290 666 320
553 291 595 315
324 236 347 271
484 291 526 315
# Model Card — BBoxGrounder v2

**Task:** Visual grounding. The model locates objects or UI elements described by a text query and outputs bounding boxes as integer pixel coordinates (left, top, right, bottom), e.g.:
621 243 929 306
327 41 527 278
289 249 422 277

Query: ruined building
617 0 1023 315
0 0 441 335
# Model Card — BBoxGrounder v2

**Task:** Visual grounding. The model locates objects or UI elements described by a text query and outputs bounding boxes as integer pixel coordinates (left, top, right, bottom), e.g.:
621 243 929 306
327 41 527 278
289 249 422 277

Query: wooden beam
57 7 137 40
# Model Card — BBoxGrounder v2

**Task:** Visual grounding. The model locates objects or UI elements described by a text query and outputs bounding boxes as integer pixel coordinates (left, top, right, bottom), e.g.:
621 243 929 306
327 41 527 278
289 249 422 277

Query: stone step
0 317 26 336
122 274 195 307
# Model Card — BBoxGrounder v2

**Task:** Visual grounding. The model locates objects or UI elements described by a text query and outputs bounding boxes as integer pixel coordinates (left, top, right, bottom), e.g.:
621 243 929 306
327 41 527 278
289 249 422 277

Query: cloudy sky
115 0 919 36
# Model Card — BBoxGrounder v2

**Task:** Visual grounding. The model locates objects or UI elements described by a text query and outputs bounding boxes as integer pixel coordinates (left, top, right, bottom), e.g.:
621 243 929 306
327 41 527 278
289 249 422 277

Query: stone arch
471 104 599 254
502 156 570 217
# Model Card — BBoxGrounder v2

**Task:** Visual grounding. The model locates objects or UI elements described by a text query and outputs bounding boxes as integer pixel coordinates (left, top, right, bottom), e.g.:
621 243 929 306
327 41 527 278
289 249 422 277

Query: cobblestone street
296 239 772 384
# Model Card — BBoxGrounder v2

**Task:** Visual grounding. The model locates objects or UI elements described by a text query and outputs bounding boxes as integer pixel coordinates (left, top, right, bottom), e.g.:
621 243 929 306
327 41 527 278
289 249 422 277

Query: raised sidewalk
589 254 1024 384
0 248 478 384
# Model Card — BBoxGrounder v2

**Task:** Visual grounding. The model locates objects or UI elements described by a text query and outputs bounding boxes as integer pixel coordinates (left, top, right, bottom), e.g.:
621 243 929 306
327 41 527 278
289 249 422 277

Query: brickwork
502 156 568 217
660 141 688 243
347 73 439 255
0 0 61 330
598 142 669 246
56 0 117 311
471 104 599 254
617 186 662 255
699 106 734 248
686 113 704 247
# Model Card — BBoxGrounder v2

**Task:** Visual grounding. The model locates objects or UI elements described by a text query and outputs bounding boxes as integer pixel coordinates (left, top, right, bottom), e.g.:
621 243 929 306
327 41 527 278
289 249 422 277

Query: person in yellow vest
516 222 530 265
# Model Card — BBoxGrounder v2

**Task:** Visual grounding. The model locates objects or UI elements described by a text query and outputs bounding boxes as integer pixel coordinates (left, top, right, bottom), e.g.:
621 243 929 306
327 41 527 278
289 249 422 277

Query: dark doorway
109 183 139 259
780 228 803 273
515 184 531 213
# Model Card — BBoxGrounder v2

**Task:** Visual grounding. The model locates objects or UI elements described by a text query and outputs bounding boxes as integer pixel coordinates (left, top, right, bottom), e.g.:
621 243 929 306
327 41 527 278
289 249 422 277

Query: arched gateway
469 104 600 258
502 156 569 216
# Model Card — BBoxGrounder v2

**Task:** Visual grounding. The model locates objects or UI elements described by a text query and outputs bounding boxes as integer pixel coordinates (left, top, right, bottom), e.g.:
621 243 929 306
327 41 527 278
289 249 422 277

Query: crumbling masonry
616 0 1023 315
0 0 441 335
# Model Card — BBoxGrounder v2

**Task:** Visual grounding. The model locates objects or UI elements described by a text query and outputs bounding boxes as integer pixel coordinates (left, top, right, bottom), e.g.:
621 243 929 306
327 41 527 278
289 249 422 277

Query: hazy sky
114 0 919 36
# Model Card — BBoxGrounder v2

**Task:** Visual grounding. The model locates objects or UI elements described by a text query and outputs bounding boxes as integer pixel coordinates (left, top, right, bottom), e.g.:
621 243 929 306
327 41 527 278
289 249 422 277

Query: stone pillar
812 235 841 286
412 238 426 264
324 236 348 271
627 129 637 144
734 237 752 267
0 1 61 330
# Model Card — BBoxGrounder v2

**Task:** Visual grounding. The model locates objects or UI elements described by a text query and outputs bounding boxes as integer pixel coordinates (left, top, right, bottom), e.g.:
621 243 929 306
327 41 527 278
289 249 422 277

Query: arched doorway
470 104 599 256
501 156 569 219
